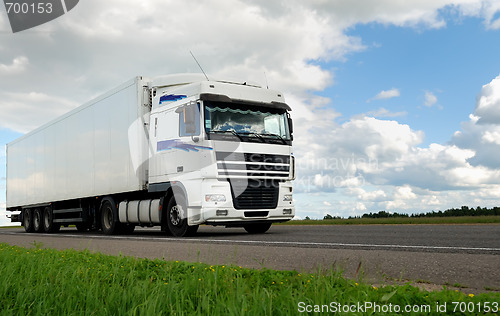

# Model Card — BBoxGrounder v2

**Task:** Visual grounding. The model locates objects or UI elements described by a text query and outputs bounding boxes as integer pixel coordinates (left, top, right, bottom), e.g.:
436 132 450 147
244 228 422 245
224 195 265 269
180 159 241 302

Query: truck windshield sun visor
200 93 291 111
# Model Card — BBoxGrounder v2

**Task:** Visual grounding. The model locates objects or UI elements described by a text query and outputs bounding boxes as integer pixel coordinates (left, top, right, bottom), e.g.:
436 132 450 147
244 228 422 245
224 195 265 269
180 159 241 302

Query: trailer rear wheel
101 200 119 235
244 223 272 234
43 206 60 233
167 195 198 237
33 208 44 233
23 209 34 233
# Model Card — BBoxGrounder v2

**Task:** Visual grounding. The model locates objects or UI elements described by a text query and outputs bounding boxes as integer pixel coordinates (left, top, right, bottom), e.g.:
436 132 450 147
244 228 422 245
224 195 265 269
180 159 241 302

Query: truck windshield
204 101 291 144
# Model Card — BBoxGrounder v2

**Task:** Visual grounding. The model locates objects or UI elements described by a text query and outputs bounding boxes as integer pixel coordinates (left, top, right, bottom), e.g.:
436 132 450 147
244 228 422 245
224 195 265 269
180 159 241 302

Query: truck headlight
205 194 226 203
283 194 293 202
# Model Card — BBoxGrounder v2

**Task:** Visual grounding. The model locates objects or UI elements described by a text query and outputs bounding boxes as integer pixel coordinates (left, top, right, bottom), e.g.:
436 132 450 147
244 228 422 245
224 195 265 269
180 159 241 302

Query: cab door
149 107 179 180
175 101 205 175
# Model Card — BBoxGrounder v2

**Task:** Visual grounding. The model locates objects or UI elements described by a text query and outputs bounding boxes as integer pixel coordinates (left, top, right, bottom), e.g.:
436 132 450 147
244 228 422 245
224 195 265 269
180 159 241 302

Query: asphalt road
1 224 499 291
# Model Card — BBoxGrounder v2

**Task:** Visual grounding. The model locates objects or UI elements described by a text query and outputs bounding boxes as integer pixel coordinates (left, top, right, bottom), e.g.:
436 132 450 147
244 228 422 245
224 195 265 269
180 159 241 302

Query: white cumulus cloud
368 88 400 102
452 74 500 169
0 56 29 75
482 129 500 145
424 91 438 107
0 92 79 133
474 74 500 124
481 0 500 29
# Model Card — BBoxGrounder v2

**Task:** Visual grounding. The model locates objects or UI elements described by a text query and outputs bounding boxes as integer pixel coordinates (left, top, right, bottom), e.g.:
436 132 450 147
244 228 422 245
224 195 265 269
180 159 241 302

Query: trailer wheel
167 195 198 237
33 208 44 233
43 206 60 233
244 223 272 234
101 200 119 235
23 209 34 233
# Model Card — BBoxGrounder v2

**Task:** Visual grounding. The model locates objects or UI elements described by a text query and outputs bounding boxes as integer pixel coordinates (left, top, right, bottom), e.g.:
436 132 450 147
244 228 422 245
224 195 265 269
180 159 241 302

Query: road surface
1 224 499 292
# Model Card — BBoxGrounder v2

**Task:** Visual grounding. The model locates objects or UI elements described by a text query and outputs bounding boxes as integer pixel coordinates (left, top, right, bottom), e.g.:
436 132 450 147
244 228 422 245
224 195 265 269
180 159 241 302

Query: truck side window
179 102 201 137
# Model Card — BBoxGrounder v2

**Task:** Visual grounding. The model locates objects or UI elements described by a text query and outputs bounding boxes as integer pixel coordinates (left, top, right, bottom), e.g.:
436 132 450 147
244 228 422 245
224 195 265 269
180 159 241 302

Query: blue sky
327 17 500 145
2 1 500 225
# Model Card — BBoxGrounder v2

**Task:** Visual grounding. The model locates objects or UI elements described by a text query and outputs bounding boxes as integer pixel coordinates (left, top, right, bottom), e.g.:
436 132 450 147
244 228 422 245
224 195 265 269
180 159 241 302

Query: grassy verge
280 215 500 225
1 243 498 315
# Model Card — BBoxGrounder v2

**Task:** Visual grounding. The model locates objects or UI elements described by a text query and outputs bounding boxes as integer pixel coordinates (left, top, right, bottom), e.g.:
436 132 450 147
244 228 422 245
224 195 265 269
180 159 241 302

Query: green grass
1 243 498 315
281 215 500 225
0 225 22 229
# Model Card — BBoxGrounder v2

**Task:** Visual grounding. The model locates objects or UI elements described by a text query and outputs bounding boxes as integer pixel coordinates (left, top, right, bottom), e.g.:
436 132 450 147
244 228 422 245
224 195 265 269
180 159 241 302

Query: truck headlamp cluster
205 194 226 203
283 194 293 202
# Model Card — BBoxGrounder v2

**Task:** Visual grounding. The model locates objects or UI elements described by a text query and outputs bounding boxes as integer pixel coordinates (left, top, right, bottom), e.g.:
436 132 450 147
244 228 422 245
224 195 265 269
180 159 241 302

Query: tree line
319 206 500 220
354 206 500 219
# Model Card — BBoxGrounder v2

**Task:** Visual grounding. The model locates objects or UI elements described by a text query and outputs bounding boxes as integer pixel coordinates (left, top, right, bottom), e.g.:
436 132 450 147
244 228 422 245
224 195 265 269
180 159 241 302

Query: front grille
230 179 279 209
216 152 290 180
216 152 290 164
216 152 288 209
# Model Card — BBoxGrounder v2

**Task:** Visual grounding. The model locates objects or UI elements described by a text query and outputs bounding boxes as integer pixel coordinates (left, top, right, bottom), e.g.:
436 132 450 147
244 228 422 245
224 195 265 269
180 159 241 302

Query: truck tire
244 223 272 234
166 195 198 237
43 206 60 233
101 200 119 235
33 208 44 233
23 209 34 233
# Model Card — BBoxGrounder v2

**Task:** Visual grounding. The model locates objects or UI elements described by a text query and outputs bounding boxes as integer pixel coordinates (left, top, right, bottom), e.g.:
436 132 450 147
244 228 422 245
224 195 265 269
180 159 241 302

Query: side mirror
184 105 197 134
287 113 294 140
176 102 200 136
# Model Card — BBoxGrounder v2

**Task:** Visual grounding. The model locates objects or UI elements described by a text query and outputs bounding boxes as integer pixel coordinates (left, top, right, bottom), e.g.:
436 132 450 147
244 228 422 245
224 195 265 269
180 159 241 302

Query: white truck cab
146 74 295 235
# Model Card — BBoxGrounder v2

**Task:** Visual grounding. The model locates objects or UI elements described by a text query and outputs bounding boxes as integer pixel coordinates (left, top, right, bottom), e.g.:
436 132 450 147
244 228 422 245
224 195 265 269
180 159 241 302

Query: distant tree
392 212 409 218
323 214 334 220
396 206 500 218
305 216 311 220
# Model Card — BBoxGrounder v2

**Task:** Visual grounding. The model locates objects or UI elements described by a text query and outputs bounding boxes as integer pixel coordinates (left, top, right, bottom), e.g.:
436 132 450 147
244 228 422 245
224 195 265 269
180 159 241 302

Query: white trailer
7 74 295 236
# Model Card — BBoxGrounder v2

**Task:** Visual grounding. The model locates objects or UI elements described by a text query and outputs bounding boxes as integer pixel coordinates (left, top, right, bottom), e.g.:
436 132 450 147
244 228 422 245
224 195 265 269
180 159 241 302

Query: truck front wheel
167 195 198 237
23 209 34 233
101 200 119 235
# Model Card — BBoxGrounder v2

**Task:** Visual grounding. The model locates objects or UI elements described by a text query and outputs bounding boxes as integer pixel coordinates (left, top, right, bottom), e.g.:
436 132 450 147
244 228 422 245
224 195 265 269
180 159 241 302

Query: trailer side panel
7 77 148 208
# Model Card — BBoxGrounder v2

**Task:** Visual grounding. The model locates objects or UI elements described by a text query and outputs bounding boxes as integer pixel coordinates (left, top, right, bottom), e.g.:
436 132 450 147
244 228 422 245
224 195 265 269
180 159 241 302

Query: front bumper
185 178 295 226
198 206 295 226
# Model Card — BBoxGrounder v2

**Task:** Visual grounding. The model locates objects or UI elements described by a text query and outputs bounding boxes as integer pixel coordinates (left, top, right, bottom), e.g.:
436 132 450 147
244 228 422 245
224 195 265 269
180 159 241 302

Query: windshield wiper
211 130 243 141
238 132 266 143
258 133 288 144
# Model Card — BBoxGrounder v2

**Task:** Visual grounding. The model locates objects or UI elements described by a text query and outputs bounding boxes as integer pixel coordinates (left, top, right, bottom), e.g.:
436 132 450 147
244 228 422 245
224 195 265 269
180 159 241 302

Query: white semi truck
6 74 295 237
